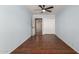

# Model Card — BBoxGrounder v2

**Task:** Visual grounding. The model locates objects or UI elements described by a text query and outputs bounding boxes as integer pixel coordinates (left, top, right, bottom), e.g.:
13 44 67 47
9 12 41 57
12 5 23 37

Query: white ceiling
26 5 64 15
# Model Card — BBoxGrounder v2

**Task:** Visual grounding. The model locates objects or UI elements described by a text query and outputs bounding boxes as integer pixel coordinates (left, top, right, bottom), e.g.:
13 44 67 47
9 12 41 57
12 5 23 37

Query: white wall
32 14 55 35
0 6 32 54
43 15 55 34
56 6 79 53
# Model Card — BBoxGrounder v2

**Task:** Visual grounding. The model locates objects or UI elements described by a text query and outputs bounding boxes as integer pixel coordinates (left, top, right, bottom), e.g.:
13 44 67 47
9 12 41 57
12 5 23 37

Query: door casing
35 18 42 36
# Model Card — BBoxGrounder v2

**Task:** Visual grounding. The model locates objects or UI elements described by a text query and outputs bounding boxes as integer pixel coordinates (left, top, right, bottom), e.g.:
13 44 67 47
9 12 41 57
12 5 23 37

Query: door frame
35 18 42 35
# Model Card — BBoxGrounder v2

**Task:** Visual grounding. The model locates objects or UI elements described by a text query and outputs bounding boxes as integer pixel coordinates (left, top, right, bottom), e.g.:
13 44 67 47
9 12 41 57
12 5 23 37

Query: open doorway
35 18 42 36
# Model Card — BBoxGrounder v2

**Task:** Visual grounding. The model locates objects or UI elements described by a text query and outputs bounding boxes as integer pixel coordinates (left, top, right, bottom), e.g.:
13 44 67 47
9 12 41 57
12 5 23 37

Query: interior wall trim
9 35 31 54
56 34 78 53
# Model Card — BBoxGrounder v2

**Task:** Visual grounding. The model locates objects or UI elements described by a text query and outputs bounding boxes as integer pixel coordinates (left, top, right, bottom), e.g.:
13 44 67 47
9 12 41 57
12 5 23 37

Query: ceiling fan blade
43 5 45 8
45 6 54 9
45 9 51 12
39 5 43 9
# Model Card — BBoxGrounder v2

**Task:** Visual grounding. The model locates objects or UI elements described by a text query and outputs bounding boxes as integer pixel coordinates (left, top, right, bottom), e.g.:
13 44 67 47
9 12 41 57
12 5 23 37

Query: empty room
0 5 79 54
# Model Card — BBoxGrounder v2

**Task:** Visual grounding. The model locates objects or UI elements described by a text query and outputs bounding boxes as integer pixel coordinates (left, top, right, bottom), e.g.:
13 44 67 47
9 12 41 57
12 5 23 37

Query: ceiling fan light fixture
39 5 53 13
42 9 45 12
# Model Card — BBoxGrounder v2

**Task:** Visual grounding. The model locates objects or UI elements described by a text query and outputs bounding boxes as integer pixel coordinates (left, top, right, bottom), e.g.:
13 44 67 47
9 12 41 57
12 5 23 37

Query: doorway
35 18 42 36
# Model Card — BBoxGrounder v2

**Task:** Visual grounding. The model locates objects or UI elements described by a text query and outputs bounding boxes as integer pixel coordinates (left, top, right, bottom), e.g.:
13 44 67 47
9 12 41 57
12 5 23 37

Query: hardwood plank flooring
11 34 77 54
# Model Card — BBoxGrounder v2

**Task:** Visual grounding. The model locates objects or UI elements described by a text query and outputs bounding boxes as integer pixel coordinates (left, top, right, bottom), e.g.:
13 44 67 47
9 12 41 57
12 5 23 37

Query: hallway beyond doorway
11 34 77 54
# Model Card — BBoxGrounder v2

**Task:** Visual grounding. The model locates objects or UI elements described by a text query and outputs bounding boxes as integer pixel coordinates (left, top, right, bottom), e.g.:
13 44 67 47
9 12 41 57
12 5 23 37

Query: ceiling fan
38 5 54 13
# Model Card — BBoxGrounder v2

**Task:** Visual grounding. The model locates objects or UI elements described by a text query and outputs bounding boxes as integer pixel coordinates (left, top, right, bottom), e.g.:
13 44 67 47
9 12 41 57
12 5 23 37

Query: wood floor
11 34 77 54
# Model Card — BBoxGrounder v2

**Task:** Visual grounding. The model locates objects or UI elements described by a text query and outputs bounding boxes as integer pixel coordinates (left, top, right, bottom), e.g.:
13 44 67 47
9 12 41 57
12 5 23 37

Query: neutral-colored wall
56 6 79 53
0 6 32 53
43 15 55 34
32 14 55 35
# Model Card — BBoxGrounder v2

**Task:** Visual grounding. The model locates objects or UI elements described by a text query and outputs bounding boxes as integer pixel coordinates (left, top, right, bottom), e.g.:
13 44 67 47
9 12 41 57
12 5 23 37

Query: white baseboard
56 34 79 53
8 35 31 54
